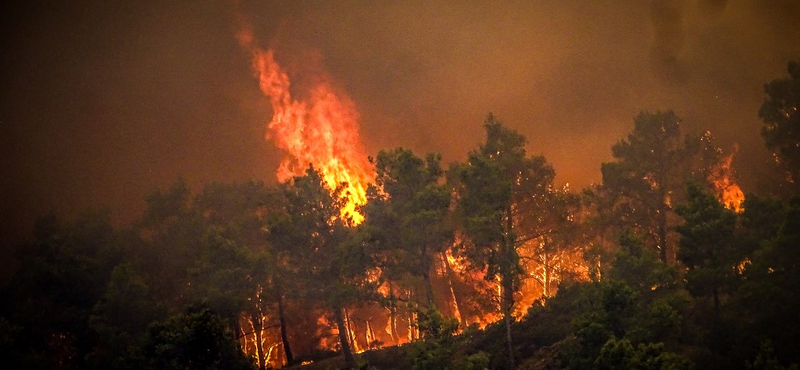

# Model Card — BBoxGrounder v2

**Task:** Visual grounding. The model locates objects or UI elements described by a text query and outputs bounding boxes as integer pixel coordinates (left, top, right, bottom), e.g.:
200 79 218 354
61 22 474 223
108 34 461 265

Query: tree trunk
346 309 361 353
388 283 399 345
365 319 375 348
408 303 418 341
502 205 516 370
658 206 668 264
333 305 356 369
543 250 551 298
502 276 515 370
441 252 468 327
251 311 266 370
421 244 436 308
277 287 294 366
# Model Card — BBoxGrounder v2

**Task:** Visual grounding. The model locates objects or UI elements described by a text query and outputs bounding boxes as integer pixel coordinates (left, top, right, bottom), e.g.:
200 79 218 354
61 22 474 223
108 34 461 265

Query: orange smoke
236 22 373 223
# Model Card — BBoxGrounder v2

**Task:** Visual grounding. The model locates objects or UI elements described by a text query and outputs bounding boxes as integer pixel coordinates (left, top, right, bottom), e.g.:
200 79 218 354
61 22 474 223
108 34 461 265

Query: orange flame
710 145 745 213
236 23 373 223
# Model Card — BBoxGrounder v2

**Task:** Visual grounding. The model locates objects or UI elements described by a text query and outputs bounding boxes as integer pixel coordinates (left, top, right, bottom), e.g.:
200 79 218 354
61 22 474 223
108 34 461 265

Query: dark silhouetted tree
759 61 800 190
2 211 120 370
676 182 737 315
601 110 718 263
141 306 254 370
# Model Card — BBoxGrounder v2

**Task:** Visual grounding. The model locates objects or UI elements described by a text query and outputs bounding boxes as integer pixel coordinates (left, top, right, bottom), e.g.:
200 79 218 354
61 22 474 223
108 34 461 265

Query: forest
1 61 799 370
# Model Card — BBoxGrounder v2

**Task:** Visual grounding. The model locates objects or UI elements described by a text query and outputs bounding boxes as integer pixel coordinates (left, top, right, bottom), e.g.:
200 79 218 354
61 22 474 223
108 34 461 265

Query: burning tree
268 166 375 368
516 186 586 307
600 111 726 263
450 114 556 369
362 148 453 310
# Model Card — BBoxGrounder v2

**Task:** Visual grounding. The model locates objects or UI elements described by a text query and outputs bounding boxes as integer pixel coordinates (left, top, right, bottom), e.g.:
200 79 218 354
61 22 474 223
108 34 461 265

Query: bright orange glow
710 146 745 213
236 23 373 224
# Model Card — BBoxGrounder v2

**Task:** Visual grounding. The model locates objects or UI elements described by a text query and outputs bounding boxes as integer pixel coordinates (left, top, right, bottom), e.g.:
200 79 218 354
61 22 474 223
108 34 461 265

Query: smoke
1 0 799 273
650 0 688 82
697 0 728 20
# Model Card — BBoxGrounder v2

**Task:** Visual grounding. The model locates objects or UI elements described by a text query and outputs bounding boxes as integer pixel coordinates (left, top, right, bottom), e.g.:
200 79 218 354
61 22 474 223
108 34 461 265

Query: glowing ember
236 22 373 223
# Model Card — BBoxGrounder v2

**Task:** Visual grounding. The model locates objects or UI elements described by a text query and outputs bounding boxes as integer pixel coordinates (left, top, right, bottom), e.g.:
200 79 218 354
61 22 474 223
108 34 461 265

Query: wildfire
236 20 373 223
230 12 593 367
710 145 745 213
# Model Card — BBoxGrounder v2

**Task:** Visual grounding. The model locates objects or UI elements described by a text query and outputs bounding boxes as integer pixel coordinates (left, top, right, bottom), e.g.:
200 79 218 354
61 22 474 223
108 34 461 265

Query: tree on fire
600 110 720 263
268 166 375 369
190 181 283 369
362 148 453 309
517 185 584 301
450 114 556 370
759 61 800 191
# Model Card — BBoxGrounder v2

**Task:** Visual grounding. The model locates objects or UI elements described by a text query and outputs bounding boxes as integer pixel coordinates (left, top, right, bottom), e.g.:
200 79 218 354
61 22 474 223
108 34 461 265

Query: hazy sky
1 0 799 263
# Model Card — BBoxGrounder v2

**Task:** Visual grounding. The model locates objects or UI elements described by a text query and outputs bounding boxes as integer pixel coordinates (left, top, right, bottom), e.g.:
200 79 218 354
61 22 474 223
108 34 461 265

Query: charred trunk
276 288 294 366
502 272 515 370
658 206 668 263
388 284 399 345
543 251 551 298
333 305 356 369
502 205 516 370
421 244 436 308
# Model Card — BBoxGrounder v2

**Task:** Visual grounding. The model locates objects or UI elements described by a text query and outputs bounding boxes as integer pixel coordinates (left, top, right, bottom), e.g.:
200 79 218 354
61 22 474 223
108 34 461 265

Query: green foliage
268 166 374 367
451 114 555 369
141 177 192 229
600 110 719 262
452 114 555 282
140 306 254 370
749 341 800 370
733 197 800 365
739 194 785 256
560 280 638 369
452 351 490 370
559 227 690 370
675 182 738 314
595 338 693 370
187 231 268 323
2 211 120 369
408 308 460 370
88 263 164 369
609 230 679 296
363 147 452 306
418 307 460 341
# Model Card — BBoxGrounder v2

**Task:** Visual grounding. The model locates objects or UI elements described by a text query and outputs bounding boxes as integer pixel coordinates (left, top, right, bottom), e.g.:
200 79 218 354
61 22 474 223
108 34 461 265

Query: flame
710 145 745 213
236 21 373 223
229 12 601 364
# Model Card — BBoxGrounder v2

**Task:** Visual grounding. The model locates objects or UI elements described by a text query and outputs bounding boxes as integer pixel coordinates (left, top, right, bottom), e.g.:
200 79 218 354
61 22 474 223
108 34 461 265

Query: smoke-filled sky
1 0 799 264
